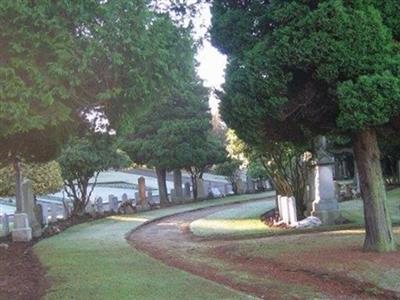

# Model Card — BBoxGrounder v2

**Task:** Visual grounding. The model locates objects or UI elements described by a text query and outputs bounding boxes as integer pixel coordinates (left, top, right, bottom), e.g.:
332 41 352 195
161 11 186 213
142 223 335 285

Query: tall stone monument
21 179 42 237
196 178 205 199
309 136 340 224
138 176 149 209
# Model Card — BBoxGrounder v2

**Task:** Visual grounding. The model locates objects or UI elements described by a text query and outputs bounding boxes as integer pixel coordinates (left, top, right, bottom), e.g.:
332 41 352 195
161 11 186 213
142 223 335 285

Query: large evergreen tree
211 0 400 252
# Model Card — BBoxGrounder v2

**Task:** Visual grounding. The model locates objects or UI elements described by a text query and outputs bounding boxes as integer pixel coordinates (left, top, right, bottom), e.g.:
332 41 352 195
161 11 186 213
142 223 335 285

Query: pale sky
193 4 227 115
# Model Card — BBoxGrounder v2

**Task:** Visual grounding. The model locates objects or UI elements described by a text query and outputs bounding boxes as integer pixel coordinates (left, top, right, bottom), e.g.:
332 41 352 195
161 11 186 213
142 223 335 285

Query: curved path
129 201 400 300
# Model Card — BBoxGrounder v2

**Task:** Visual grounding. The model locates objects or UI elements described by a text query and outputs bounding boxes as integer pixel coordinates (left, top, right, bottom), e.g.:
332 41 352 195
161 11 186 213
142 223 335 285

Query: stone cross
21 179 42 237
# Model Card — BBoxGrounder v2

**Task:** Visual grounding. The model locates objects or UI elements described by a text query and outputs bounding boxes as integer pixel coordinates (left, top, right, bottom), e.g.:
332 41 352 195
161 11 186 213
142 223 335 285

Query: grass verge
34 192 272 300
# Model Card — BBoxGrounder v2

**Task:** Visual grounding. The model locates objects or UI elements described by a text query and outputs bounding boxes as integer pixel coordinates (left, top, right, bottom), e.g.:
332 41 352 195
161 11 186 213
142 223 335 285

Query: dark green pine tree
211 0 400 252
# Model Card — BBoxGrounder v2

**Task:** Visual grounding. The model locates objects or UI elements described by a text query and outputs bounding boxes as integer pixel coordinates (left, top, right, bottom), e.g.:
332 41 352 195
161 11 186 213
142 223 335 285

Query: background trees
211 0 400 252
58 133 129 216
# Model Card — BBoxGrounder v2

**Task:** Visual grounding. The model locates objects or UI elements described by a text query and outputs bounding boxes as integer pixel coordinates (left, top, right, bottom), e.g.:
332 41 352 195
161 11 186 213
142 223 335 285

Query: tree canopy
211 0 400 252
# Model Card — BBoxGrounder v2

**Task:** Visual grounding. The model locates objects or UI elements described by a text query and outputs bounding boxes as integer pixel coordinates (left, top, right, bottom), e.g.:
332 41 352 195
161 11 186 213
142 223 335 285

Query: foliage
214 158 242 194
211 0 400 142
0 161 63 197
211 0 400 251
58 133 129 215
0 1 96 165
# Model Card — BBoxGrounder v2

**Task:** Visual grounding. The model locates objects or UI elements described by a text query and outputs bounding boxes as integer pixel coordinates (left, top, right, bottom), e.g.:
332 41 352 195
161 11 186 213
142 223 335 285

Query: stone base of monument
311 209 340 225
12 213 32 242
310 199 340 225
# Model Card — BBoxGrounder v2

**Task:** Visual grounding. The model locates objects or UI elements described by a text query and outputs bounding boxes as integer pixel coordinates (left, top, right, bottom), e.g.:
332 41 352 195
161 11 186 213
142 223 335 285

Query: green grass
190 188 400 239
341 187 400 224
35 193 272 300
190 200 276 237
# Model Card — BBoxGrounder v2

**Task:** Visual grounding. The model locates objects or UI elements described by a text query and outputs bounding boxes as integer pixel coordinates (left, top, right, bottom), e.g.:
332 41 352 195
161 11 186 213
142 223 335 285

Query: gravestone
309 136 340 225
173 170 184 201
277 196 297 226
95 197 104 214
12 213 32 242
184 182 191 199
224 184 229 195
21 179 42 237
50 203 58 222
122 193 129 203
138 177 149 208
147 191 153 204
170 189 177 202
1 214 10 236
108 195 119 212
41 203 49 225
196 178 205 199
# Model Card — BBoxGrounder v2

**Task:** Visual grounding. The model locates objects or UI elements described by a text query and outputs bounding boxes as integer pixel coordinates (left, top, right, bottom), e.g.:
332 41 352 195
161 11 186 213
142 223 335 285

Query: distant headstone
21 179 42 237
95 197 104 214
108 195 119 212
122 193 129 203
12 213 32 242
1 214 10 236
41 203 49 225
138 177 148 207
50 203 58 222
196 178 205 199
147 191 153 203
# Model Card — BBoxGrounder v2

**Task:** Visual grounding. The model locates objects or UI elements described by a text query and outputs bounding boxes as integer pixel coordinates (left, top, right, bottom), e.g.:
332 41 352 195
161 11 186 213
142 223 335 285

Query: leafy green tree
211 0 400 251
58 133 129 216
183 135 227 200
0 161 63 197
214 158 242 194
0 1 98 211
115 14 215 204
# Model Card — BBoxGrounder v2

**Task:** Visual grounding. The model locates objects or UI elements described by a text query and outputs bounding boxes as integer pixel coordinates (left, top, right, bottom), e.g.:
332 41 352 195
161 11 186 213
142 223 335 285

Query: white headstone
12 213 32 242
287 196 298 225
1 214 10 236
50 203 58 222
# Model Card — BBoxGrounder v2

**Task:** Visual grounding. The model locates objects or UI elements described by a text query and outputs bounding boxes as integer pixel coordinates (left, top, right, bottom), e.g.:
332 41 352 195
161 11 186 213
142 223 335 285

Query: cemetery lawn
190 187 400 239
34 192 273 300
130 193 400 299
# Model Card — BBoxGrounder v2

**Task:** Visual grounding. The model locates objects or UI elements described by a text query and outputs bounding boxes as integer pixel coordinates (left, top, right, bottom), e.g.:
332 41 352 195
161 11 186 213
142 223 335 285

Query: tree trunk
156 167 169 205
13 158 23 213
173 169 183 201
352 129 396 252
72 199 86 216
191 174 198 201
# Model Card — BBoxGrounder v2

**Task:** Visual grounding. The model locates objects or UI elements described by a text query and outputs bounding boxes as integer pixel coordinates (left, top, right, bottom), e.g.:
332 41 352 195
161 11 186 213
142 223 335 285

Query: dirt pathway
129 201 400 300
